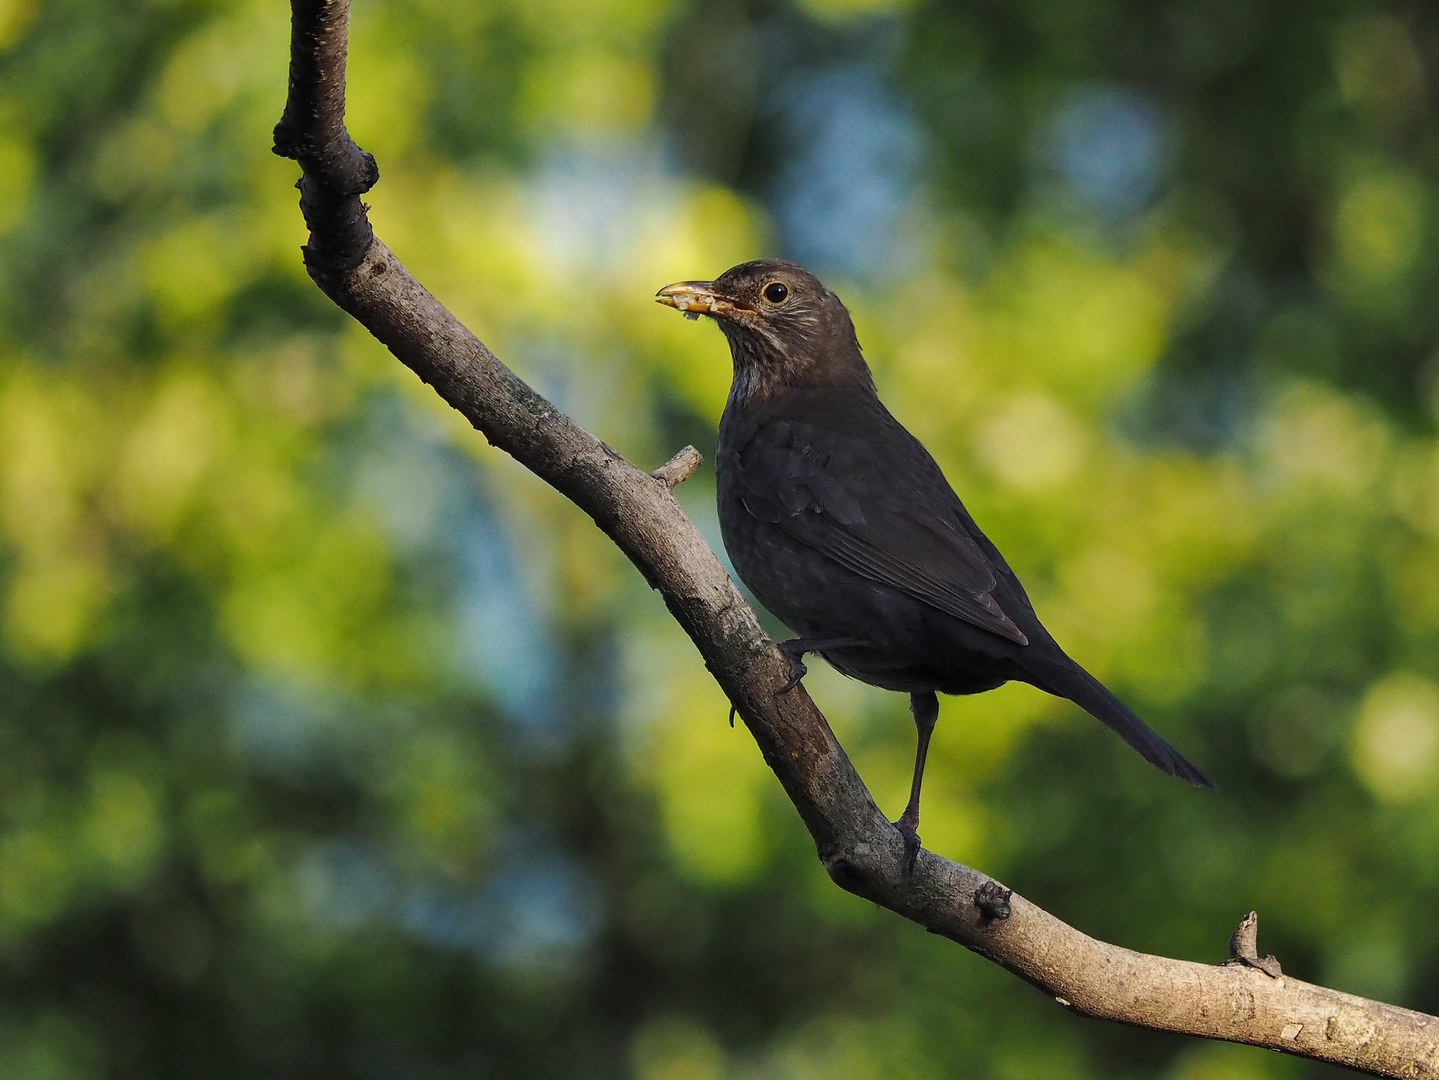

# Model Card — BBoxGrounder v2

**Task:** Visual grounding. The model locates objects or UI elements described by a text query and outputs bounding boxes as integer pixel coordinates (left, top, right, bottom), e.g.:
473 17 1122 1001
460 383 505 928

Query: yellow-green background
0 0 1436 1075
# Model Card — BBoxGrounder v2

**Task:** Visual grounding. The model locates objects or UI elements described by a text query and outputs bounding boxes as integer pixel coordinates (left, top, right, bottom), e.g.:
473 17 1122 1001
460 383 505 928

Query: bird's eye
762 281 789 304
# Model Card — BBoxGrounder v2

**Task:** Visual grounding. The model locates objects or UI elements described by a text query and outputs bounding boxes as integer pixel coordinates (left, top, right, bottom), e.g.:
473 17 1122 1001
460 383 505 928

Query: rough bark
271 3 1439 1075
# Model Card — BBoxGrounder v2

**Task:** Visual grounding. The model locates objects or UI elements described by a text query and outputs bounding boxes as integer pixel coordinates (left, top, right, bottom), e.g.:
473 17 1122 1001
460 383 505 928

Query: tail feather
1028 658 1215 789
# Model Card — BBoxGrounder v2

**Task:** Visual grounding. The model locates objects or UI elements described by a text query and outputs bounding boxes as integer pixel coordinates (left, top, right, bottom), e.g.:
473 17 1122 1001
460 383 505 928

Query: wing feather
736 416 1029 646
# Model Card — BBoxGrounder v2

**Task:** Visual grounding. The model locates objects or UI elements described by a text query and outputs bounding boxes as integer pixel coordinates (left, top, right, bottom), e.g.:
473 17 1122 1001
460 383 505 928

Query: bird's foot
893 816 921 875
776 640 809 693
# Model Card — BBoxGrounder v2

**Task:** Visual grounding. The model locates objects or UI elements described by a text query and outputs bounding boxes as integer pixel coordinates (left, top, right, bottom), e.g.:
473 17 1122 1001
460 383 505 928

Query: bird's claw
777 641 808 693
894 818 921 874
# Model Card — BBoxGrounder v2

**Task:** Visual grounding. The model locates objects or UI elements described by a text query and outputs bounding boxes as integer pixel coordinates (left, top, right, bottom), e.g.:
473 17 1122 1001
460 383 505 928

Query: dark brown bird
657 259 1214 866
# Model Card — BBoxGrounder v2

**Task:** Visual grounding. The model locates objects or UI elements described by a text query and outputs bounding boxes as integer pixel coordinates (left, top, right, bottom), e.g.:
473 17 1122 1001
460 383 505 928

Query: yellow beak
655 281 752 319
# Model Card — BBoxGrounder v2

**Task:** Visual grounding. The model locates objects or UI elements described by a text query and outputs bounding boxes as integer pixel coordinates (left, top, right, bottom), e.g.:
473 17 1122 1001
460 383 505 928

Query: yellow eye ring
762 281 789 304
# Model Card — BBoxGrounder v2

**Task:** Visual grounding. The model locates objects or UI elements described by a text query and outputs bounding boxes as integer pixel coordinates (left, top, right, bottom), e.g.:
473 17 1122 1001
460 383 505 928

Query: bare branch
271 3 1439 1075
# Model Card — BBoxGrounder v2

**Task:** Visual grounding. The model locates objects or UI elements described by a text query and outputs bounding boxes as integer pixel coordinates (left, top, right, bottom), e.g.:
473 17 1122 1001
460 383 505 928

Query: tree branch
271 4 1439 1075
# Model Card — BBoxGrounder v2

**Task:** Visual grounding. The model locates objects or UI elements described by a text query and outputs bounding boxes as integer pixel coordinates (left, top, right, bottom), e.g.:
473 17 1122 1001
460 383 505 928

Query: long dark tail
1027 656 1215 789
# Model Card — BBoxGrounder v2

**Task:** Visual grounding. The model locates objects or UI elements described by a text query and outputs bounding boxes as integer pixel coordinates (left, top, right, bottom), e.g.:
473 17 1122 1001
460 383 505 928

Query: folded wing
734 414 1029 646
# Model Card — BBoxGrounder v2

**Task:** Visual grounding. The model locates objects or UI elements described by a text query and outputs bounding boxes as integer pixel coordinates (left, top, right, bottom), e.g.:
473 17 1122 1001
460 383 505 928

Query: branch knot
975 881 1013 923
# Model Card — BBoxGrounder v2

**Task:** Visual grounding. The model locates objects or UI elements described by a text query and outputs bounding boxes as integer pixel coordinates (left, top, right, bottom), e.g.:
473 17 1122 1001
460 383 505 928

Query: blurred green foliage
0 0 1437 1076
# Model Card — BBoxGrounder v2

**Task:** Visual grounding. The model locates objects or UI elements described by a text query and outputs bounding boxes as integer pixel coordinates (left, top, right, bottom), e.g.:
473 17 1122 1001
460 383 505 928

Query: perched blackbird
657 259 1214 865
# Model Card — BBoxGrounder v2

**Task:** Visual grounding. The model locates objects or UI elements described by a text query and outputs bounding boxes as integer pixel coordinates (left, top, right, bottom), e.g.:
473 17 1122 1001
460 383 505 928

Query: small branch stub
1225 910 1283 978
653 445 703 489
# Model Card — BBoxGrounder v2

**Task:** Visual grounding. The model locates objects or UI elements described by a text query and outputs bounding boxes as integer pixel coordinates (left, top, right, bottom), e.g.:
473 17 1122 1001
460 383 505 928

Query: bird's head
656 259 873 402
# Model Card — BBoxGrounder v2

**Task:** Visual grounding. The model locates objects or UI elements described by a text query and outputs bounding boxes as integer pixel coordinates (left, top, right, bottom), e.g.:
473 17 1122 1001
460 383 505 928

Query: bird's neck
721 334 875 409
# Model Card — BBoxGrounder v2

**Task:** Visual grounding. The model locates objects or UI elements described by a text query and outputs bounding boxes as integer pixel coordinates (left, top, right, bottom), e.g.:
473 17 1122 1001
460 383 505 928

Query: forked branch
271 3 1439 1075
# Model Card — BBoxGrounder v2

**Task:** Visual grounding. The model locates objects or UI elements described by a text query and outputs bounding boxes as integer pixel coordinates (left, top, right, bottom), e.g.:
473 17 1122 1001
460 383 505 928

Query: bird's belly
820 647 1010 696
720 510 1020 696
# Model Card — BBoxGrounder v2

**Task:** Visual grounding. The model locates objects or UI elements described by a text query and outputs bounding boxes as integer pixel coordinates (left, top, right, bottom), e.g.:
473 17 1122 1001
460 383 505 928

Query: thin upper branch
272 0 377 271
271 3 1439 1076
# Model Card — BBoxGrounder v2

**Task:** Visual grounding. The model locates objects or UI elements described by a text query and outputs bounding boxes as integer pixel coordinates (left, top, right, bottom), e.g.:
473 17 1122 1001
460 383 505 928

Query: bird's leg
775 636 866 693
894 690 939 873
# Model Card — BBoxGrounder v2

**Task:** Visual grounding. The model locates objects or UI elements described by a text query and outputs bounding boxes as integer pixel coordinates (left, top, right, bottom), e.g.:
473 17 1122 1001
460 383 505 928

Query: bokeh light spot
630 1017 725 1080
1352 671 1439 802
974 392 1086 491
1329 165 1427 309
